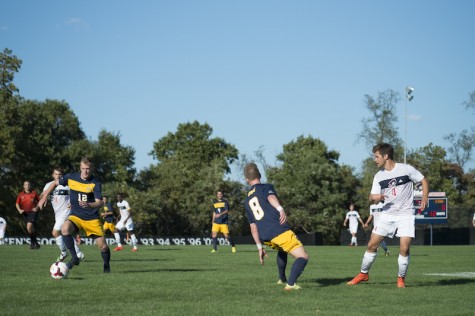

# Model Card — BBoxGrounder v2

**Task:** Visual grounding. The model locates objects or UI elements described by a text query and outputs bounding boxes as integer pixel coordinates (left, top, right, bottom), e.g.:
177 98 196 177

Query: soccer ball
50 261 69 279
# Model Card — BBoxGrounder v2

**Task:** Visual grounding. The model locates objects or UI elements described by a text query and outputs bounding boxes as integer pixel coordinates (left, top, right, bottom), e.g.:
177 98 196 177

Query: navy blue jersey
102 202 115 223
59 173 102 220
212 198 229 224
244 183 291 241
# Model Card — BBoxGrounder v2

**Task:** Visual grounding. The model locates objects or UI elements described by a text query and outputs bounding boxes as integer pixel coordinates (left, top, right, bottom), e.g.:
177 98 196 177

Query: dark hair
372 143 394 160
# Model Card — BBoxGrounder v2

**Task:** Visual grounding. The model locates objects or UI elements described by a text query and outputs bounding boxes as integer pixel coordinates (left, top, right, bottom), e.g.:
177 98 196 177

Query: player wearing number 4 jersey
244 163 309 291
347 143 429 288
39 158 111 273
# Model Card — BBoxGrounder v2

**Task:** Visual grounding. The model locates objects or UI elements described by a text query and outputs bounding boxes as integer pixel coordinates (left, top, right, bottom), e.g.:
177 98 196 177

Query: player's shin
277 251 288 282
361 251 377 273
398 254 410 277
63 234 79 260
287 257 308 286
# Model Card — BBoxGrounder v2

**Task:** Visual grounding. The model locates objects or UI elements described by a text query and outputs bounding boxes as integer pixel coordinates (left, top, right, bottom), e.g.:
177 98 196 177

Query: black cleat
103 265 111 273
67 258 80 270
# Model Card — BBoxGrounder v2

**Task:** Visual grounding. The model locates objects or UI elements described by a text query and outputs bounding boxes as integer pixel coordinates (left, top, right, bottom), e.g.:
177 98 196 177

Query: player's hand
259 248 268 265
420 198 428 210
279 211 287 225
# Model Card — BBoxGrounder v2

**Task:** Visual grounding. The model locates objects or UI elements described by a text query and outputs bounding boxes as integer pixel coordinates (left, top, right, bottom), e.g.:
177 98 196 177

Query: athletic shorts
372 213 415 238
349 224 358 234
265 230 303 253
372 211 382 227
23 212 38 224
68 215 104 237
116 219 134 231
211 223 229 234
53 211 70 231
103 222 115 232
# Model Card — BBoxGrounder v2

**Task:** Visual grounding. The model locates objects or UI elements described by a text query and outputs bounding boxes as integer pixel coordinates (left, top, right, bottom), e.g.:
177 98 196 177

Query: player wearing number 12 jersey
244 163 309 291
39 158 111 273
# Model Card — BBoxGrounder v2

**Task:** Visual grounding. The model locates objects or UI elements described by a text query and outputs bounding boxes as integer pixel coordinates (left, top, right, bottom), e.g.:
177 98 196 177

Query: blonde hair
244 163 261 181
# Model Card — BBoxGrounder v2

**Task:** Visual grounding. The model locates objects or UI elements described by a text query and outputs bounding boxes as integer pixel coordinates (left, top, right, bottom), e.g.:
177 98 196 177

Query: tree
463 90 475 113
142 121 239 235
444 128 475 170
357 89 403 154
0 48 22 99
266 135 359 244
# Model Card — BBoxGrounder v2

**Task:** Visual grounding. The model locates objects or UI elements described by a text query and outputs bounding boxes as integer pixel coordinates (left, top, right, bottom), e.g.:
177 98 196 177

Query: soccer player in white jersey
343 203 364 246
42 168 85 261
0 216 7 245
348 143 429 288
365 202 390 256
113 193 138 252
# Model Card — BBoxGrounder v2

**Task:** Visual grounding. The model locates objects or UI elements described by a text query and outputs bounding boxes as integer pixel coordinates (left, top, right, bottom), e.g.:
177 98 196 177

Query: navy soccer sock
287 257 308 286
277 251 288 282
63 234 78 260
212 237 218 250
101 248 111 270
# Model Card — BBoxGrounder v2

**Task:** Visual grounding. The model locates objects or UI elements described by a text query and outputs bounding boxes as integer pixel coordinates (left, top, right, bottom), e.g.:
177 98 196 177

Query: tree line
1 48 474 244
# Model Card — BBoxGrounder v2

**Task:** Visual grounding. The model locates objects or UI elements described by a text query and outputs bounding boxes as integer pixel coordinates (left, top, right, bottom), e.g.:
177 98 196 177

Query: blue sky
2 1 474 178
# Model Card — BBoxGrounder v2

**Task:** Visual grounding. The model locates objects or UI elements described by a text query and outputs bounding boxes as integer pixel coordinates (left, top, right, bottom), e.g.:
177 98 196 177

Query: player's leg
211 224 219 252
347 233 384 285
276 250 288 284
113 222 123 250
61 219 80 269
379 239 389 255
95 236 111 273
223 226 236 252
286 246 309 289
26 214 39 249
128 229 138 251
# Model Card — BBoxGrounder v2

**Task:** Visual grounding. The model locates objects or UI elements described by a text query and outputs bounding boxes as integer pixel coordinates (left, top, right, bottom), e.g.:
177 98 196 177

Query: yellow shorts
103 222 115 233
212 223 229 234
264 230 303 253
69 215 104 237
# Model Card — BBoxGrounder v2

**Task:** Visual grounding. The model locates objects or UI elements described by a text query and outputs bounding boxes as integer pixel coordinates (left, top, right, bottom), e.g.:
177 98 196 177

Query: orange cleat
131 248 138 252
347 272 369 285
113 246 123 251
397 276 405 288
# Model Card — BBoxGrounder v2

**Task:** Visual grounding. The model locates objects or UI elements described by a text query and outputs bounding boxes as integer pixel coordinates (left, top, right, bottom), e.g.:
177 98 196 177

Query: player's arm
365 215 373 227
79 198 103 209
267 194 287 225
249 223 267 265
15 202 24 214
38 181 59 210
343 216 348 226
419 178 429 209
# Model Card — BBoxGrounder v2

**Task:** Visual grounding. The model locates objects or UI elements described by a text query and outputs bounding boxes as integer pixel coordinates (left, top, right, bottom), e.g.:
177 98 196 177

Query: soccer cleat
284 284 302 291
77 252 85 260
131 248 138 252
113 246 123 251
211 249 217 253
232 247 237 253
276 279 285 285
66 257 80 270
103 264 111 273
57 252 68 262
397 276 405 288
347 272 369 285
385 251 390 256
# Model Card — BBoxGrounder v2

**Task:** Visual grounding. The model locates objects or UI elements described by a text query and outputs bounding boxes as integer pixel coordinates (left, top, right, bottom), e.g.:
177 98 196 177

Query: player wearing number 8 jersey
39 158 111 273
347 143 428 288
244 163 309 291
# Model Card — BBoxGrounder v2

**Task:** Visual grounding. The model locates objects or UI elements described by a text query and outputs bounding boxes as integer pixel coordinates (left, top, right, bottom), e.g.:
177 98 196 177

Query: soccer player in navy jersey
210 190 236 253
244 163 309 291
39 158 111 273
347 143 428 288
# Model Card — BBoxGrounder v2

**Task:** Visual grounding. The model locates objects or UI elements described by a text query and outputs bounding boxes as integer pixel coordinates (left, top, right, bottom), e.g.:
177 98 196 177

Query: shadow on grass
123 268 216 273
311 277 353 286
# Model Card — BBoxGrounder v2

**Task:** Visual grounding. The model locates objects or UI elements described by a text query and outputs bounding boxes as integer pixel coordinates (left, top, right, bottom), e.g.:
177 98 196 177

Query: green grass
0 244 474 315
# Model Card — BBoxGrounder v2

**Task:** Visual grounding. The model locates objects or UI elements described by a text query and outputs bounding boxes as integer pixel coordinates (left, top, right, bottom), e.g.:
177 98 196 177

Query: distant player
15 181 41 249
41 167 85 262
100 196 115 237
113 193 138 252
0 216 6 245
365 201 390 256
348 143 429 288
343 203 364 246
244 163 309 291
210 190 236 253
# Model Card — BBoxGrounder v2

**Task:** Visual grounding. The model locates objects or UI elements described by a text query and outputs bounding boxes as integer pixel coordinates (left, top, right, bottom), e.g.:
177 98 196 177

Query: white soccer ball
50 261 69 279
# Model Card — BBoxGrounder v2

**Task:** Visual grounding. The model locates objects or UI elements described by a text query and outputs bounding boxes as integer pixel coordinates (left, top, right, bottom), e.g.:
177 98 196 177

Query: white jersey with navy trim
43 181 71 217
371 163 424 216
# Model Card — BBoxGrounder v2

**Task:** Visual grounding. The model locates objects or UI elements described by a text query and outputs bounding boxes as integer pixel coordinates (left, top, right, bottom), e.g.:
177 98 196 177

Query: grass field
1 244 474 315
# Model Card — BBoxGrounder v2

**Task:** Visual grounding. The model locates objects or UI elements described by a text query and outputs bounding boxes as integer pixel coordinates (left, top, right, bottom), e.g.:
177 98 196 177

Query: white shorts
349 224 358 234
372 213 415 238
116 219 134 231
372 211 382 227
53 211 70 231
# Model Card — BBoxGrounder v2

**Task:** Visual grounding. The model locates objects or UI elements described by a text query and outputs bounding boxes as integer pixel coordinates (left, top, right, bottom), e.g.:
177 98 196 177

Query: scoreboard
414 192 448 224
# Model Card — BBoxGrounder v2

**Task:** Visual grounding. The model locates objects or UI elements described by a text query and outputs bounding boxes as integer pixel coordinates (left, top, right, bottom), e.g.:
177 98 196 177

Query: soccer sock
30 232 38 245
101 248 111 269
63 234 78 260
228 236 235 247
287 257 308 286
361 251 377 273
212 237 217 250
131 234 138 247
398 254 410 278
277 251 288 282
351 237 356 244
380 240 388 252
114 232 122 246
74 242 82 254
55 236 66 252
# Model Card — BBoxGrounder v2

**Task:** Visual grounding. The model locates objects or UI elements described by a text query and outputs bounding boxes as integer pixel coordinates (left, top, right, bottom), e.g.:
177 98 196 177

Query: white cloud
408 114 422 121
65 17 89 30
